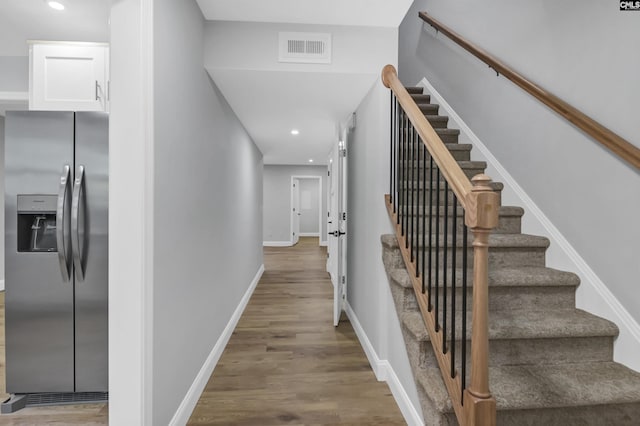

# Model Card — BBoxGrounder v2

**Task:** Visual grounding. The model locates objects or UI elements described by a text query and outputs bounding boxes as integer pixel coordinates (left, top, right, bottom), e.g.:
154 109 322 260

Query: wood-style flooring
0 237 405 425
188 238 405 425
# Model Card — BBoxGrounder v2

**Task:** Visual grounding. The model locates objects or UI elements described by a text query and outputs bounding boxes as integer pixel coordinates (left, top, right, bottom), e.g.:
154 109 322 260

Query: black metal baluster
399 110 404 230
428 156 434 310
411 127 417 263
461 219 468 402
451 195 458 378
404 118 410 244
421 140 426 292
389 92 393 206
415 130 420 278
394 98 399 215
407 122 413 251
443 181 449 353
435 167 440 331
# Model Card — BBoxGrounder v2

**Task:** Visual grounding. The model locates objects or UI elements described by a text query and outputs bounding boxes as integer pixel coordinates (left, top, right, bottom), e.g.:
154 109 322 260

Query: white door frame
290 175 323 245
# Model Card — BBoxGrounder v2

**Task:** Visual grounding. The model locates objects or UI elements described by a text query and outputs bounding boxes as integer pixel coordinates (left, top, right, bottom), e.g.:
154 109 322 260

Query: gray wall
299 178 320 234
0 116 4 286
0 56 28 91
399 0 640 324
347 76 423 417
153 0 263 424
263 165 327 244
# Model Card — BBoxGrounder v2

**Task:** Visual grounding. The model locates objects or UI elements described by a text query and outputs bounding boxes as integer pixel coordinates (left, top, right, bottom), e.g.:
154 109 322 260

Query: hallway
188 237 405 425
0 238 405 425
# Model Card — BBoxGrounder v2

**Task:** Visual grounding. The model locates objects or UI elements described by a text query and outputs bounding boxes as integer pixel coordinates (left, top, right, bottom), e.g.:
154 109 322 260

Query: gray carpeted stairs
381 86 640 425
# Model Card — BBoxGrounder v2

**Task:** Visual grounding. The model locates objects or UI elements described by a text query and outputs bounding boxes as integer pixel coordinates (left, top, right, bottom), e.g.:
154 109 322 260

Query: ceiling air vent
278 32 332 64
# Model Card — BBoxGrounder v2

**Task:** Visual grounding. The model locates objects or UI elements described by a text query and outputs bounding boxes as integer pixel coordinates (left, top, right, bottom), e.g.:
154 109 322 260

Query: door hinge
341 276 346 284
342 212 347 221
328 170 330 176
340 149 347 157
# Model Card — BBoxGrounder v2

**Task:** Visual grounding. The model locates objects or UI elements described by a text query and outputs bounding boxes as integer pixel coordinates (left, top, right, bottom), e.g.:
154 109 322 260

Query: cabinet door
30 44 108 111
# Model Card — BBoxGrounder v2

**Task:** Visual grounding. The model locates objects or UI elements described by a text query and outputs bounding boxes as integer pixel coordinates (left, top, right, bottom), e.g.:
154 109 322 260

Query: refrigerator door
5 111 75 393
73 111 109 391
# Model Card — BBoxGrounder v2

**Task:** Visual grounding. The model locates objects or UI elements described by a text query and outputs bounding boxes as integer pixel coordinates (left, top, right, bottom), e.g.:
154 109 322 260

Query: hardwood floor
188 238 405 425
0 237 405 425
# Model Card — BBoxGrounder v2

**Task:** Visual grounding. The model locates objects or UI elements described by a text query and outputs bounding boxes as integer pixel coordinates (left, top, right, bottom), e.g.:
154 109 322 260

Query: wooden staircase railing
419 11 640 171
382 64 499 426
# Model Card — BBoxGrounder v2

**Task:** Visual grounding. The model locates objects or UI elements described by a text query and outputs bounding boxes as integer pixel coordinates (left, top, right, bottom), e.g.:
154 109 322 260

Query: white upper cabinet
29 42 109 112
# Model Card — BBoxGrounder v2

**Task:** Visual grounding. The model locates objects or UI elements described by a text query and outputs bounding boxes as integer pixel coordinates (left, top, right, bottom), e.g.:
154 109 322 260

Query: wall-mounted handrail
382 64 498 426
419 11 640 171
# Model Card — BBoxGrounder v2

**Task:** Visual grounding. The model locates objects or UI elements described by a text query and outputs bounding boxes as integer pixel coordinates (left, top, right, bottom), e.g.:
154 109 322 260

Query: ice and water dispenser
17 195 58 252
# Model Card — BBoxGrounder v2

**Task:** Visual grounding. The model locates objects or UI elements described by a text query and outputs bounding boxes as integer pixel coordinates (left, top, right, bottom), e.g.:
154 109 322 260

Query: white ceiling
209 69 377 165
196 0 413 27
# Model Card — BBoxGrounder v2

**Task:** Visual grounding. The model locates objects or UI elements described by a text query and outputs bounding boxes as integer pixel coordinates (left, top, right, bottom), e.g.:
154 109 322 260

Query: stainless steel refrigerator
4 111 108 395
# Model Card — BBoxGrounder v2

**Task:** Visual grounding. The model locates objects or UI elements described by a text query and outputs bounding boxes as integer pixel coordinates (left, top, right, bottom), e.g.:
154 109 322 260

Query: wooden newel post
463 174 499 426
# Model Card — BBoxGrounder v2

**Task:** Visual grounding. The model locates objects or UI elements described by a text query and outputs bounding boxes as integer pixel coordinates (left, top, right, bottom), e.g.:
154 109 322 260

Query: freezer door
73 111 109 392
4 111 75 393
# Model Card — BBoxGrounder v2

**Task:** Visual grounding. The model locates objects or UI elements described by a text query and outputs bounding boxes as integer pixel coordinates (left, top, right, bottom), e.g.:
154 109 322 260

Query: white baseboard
263 241 292 247
345 302 424 426
299 232 320 237
0 280 4 292
419 77 640 372
169 264 265 426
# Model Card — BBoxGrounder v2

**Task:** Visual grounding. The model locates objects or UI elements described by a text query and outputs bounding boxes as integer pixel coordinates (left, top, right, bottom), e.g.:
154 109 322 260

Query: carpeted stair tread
434 128 459 136
415 362 640 414
424 115 449 128
385 233 550 250
395 180 504 193
388 265 579 290
405 87 425 94
395 205 523 218
410 94 431 103
399 160 486 170
402 309 618 343
491 362 640 410
418 104 439 114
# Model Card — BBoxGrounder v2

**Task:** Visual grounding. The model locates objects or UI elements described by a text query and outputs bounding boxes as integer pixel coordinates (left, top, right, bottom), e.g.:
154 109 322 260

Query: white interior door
291 178 300 245
328 136 348 326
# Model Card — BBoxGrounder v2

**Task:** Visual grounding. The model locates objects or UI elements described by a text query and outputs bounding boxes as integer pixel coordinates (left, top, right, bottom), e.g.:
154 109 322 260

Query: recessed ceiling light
290 129 299 135
48 1 65 10
308 159 314 163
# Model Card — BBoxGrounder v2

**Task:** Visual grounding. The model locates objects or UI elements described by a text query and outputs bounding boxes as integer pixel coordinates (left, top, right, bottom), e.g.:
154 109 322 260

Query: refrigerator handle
72 165 86 282
56 165 72 281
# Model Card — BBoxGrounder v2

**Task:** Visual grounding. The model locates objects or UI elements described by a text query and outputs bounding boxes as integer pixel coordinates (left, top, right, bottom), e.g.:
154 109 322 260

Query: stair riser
497 403 640 426
418 286 577 313
400 117 448 129
435 133 459 144
410 94 431 103
392 245 547 268
392 214 521 234
396 149 471 161
413 335 615 370
393 189 502 206
417 104 440 115
399 166 485 179
390 269 577 314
